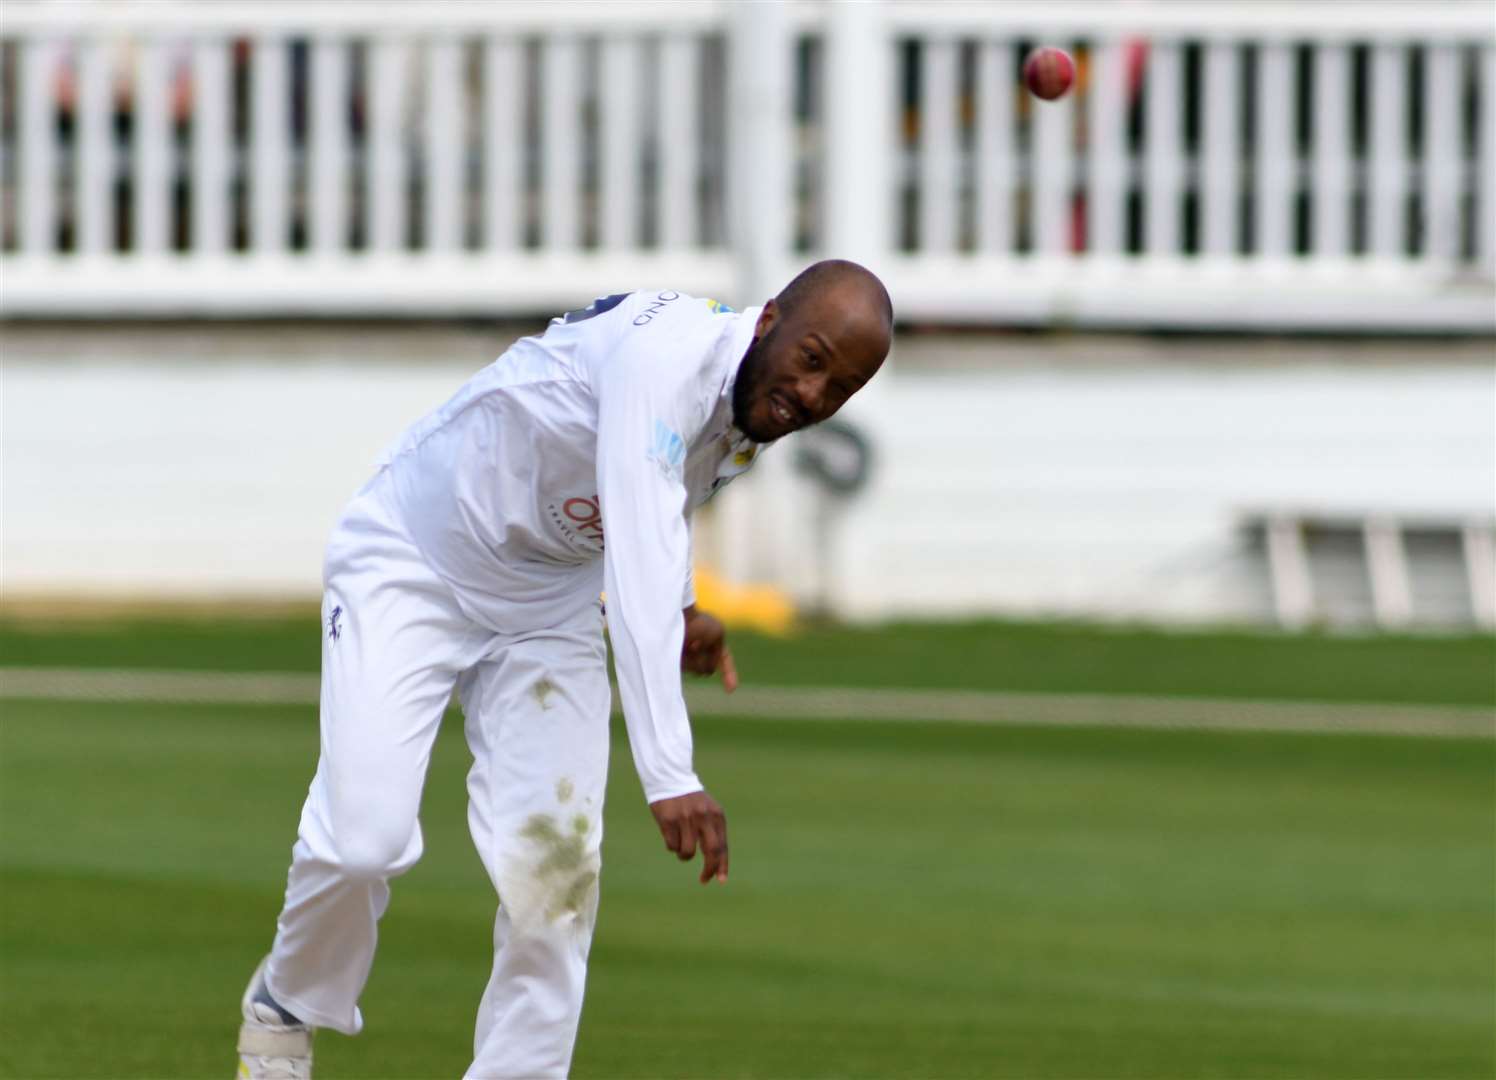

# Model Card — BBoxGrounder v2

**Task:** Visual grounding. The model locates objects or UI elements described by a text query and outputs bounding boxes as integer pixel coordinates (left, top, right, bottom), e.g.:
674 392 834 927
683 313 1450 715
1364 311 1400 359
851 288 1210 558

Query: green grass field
2 616 1493 1078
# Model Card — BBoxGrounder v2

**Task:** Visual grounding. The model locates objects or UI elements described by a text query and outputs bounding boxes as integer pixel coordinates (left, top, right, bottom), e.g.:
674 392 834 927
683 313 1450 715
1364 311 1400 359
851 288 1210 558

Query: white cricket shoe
237 957 313 1080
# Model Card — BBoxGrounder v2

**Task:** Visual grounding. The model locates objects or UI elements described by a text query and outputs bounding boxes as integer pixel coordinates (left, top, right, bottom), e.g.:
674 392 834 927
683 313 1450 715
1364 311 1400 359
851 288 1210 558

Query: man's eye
805 352 821 369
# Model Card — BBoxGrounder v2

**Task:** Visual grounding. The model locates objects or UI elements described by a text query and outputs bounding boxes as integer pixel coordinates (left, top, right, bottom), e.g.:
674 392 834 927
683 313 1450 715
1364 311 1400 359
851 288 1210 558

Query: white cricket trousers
262 475 611 1079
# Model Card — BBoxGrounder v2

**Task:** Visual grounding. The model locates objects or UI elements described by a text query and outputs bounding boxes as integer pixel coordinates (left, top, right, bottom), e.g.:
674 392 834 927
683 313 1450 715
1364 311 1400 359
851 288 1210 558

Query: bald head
731 260 893 443
774 259 894 331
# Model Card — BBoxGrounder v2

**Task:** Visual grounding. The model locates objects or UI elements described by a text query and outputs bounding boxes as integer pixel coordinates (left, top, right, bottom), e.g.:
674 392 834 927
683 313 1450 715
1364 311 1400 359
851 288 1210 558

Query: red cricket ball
1023 46 1075 101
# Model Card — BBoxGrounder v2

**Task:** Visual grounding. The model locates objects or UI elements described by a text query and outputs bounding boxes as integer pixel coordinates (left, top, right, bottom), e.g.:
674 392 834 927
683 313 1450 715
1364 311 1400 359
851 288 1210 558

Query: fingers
660 817 681 856
650 794 729 884
698 811 729 885
719 648 738 693
676 815 699 861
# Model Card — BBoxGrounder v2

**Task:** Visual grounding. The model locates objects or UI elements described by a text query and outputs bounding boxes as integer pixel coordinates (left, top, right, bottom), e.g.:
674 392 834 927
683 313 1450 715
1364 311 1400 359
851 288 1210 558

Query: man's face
732 292 890 443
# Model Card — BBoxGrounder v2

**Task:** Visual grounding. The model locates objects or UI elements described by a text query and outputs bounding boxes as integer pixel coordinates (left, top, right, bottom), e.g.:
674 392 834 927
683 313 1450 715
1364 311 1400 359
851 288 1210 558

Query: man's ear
754 299 778 339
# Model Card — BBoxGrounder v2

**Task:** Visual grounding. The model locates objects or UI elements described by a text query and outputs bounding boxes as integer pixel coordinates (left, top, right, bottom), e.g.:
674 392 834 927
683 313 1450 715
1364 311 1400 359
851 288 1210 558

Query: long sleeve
594 347 708 803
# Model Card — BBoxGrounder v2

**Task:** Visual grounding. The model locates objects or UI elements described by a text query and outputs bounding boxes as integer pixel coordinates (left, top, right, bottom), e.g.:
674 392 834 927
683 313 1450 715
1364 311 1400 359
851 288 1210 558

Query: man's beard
731 327 773 442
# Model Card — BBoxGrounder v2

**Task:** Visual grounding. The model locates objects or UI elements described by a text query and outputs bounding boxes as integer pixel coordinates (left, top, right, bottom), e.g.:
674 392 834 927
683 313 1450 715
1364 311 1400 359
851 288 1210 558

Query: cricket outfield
1 616 1492 1078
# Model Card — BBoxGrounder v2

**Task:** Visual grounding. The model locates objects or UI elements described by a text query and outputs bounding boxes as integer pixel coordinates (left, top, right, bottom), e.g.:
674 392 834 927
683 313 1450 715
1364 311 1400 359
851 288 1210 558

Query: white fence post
310 36 349 255
722 0 791 588
729 0 790 303
424 35 464 253
541 35 581 250
19 36 60 255
192 38 230 255
482 38 523 252
918 35 958 254
77 38 115 255
1421 43 1461 263
369 38 409 253
1144 39 1182 257
251 36 288 254
1032 39 1076 257
824 0 892 267
1086 39 1126 258
133 38 173 255
1368 43 1407 259
600 36 643 252
657 34 700 251
1311 43 1350 258
1254 42 1294 259
1201 41 1240 257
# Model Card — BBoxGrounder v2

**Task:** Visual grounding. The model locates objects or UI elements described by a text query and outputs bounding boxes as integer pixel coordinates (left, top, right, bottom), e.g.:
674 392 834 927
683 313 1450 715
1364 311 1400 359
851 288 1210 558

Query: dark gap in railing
1349 44 1369 156
0 40 15 252
1240 43 1257 256
791 34 820 254
698 34 728 250
1235 41 1251 255
51 46 73 254
348 41 368 253
231 37 250 252
1406 45 1424 256
173 51 190 254
1181 190 1199 255
1348 43 1369 256
463 39 482 253
1064 36 1083 258
1012 37 1033 255
960 39 982 255
404 40 424 253
1293 43 1311 255
114 58 132 253
638 36 660 251
1458 45 1479 262
521 39 542 250
579 37 600 251
896 38 918 253
1181 41 1201 255
1405 191 1424 258
1294 43 1313 158
1181 42 1201 156
1349 43 1367 256
288 39 308 252
1124 40 1144 256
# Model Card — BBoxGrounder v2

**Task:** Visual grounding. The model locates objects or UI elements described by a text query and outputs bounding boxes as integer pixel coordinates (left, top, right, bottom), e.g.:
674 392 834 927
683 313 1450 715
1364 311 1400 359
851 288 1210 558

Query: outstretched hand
681 606 738 692
649 791 729 884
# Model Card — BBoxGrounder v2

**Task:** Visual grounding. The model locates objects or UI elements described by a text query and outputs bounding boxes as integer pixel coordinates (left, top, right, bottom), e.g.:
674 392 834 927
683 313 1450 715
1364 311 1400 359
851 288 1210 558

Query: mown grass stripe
2 666 1490 738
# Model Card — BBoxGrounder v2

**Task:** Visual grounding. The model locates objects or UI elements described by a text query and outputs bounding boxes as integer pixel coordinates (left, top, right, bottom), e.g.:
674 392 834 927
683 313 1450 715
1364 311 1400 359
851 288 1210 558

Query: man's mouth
769 392 800 433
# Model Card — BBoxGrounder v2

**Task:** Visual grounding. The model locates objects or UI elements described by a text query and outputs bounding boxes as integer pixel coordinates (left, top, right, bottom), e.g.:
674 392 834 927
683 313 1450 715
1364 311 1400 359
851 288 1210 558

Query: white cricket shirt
374 291 768 802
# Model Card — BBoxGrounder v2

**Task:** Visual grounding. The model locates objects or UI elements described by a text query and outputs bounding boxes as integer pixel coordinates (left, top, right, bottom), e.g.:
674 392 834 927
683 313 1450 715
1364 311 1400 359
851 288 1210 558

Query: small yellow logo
733 447 757 466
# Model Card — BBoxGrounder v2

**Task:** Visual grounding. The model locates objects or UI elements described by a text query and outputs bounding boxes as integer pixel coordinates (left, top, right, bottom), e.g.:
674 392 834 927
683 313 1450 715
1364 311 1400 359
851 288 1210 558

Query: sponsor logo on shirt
648 420 687 481
704 298 735 314
632 290 680 325
546 494 605 553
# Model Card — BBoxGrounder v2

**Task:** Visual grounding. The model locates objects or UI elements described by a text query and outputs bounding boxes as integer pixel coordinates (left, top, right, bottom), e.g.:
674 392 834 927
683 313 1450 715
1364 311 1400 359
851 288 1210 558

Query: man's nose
797 373 829 419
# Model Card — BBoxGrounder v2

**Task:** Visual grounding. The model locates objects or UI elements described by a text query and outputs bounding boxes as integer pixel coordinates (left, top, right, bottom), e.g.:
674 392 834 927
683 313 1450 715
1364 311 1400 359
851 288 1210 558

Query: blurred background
2 0 1492 630
1 2 1493 1078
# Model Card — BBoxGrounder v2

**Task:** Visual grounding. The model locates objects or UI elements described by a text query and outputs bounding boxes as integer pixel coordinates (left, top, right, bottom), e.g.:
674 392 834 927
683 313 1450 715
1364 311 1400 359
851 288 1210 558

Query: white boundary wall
4 331 1491 626
1 0 1492 330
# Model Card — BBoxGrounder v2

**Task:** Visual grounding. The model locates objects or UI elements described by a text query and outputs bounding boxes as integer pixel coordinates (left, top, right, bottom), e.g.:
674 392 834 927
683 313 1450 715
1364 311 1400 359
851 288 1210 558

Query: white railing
1 0 1492 329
